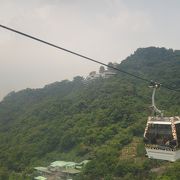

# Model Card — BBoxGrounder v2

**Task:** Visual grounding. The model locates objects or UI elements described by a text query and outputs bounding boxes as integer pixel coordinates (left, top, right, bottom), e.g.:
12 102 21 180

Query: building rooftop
77 160 90 166
62 168 81 174
148 116 180 123
34 167 51 174
50 161 77 168
34 159 90 179
34 176 47 180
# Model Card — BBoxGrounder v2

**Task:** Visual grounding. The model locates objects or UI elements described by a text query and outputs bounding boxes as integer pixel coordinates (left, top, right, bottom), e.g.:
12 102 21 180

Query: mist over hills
0 47 179 179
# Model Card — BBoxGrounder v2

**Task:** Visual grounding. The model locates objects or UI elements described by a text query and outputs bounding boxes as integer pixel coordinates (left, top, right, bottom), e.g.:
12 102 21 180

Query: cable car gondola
144 81 180 162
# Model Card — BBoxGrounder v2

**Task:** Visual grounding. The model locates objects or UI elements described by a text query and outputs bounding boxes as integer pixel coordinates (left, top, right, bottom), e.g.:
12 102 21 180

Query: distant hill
0 47 179 179
120 47 180 88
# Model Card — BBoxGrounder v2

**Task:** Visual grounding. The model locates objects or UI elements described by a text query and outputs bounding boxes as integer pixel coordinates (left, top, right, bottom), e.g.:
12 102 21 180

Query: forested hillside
0 47 179 179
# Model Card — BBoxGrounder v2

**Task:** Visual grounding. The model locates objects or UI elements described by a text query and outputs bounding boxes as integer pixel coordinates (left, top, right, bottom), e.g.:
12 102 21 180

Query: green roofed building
77 160 90 166
34 167 51 174
34 160 90 179
62 169 81 175
34 176 47 180
50 161 77 169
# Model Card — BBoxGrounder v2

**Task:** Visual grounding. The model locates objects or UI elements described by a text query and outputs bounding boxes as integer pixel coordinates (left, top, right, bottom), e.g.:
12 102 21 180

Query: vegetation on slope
0 47 179 179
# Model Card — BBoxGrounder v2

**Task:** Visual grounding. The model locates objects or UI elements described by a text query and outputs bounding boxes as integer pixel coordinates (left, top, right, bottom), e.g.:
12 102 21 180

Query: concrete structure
86 70 116 81
34 160 89 180
101 70 116 78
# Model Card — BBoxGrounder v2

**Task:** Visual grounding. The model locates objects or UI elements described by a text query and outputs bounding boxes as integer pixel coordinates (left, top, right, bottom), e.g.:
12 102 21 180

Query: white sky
0 0 180 99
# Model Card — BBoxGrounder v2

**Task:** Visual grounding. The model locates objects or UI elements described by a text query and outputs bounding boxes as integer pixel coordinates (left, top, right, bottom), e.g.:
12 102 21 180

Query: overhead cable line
0 24 179 93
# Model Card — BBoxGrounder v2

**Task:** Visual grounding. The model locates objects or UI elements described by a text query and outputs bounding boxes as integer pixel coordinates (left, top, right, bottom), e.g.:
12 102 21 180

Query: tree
107 62 114 71
99 66 105 74
73 76 84 82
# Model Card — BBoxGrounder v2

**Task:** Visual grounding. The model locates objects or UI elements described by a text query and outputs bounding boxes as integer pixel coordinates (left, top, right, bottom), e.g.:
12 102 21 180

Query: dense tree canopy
0 47 179 179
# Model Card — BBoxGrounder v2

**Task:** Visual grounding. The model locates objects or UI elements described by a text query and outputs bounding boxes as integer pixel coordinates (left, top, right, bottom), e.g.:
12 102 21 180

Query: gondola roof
148 116 180 124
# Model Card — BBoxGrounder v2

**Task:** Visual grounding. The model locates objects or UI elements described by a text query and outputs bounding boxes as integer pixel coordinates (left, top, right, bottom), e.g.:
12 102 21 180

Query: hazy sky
0 0 180 99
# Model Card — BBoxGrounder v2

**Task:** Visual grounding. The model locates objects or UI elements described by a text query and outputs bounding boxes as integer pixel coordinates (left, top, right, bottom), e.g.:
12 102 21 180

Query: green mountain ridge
0 47 180 179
